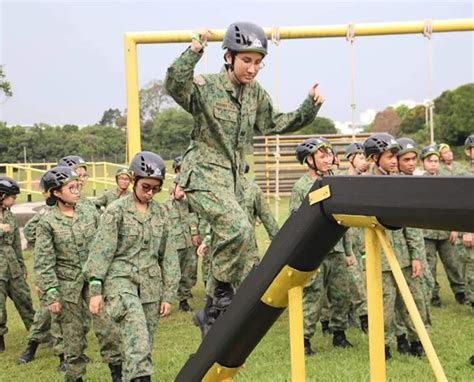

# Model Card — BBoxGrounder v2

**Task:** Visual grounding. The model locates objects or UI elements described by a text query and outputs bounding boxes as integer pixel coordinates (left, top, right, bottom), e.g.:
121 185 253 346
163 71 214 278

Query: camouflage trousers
178 246 197 301
383 267 428 345
28 294 52 344
0 274 35 336
53 287 121 381
303 251 350 339
186 189 256 291
105 278 160 381
348 260 367 318
461 246 474 304
424 238 465 298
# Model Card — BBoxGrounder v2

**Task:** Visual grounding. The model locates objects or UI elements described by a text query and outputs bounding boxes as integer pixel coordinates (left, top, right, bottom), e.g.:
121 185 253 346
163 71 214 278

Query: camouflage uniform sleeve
343 232 355 257
289 183 305 214
13 219 26 273
254 88 321 136
164 47 202 113
159 215 180 303
254 186 279 239
188 211 199 236
93 193 108 208
34 219 60 304
83 208 120 295
404 227 424 261
23 212 42 245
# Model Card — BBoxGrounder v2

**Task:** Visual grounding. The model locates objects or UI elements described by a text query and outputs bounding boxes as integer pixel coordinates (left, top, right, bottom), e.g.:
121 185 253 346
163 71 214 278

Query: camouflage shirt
168 197 199 250
93 189 130 210
289 172 345 253
242 177 279 239
84 195 179 304
34 203 100 305
165 48 320 198
0 208 26 280
438 161 466 176
23 205 51 245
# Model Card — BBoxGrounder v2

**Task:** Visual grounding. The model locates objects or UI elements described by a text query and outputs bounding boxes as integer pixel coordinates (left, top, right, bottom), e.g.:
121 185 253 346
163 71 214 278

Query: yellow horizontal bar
126 18 474 44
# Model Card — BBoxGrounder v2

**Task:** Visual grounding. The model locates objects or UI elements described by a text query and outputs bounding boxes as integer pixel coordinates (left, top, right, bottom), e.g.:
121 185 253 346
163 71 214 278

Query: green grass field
1 165 473 381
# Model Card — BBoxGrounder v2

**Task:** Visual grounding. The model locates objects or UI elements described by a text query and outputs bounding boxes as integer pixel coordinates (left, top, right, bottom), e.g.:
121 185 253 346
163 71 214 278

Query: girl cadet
85 151 180 382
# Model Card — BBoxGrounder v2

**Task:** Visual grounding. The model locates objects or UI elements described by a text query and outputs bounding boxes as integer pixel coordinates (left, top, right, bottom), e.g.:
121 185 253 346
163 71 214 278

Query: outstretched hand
309 83 324 106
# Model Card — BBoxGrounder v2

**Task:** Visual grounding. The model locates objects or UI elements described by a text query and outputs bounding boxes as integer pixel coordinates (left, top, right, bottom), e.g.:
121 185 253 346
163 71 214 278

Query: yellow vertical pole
124 34 141 162
365 228 386 382
26 167 32 202
92 163 97 194
288 286 305 382
103 162 107 192
375 229 448 382
6 165 13 178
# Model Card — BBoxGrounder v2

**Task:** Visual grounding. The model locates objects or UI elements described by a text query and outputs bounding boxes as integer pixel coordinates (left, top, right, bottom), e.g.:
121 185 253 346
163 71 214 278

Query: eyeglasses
140 183 161 194
79 174 89 180
235 55 265 70
64 185 80 194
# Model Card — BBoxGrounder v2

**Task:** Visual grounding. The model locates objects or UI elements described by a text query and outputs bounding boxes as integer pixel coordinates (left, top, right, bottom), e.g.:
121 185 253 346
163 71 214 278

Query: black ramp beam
176 178 346 381
322 176 474 232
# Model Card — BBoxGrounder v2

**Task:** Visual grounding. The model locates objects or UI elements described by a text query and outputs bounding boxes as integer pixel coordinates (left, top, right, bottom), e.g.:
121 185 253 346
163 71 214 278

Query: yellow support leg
375 229 448 382
288 286 305 382
365 228 386 382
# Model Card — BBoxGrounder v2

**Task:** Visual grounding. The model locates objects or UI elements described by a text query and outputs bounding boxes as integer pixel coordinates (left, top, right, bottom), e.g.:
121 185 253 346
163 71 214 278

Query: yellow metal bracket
261 265 316 308
308 185 331 205
202 362 240 382
333 214 384 229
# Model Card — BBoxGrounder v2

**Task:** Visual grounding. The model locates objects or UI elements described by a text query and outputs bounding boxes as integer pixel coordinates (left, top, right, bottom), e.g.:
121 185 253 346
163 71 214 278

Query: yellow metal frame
124 18 474 162
202 363 240 382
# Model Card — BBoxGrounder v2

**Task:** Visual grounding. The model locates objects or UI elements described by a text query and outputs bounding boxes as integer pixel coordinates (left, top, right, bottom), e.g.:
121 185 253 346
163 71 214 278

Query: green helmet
396 137 418 157
344 142 365 159
420 145 440 160
115 167 132 180
295 137 333 165
438 143 450 153
222 22 268 56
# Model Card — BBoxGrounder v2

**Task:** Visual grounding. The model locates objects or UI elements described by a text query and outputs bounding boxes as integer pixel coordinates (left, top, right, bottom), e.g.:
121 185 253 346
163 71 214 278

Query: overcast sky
0 0 472 126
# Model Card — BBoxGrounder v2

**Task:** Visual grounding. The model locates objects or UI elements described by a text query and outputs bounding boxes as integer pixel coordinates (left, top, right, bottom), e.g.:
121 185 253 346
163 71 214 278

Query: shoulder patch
193 75 206 86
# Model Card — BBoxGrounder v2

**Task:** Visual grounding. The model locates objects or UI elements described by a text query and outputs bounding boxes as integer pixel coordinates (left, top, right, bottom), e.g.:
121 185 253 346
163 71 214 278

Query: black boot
193 295 213 339
109 362 123 382
75 378 83 382
0 335 4 353
304 338 315 356
470 355 474 365
131 376 151 382
385 346 392 360
410 340 425 357
332 330 353 348
320 320 332 335
17 341 39 364
58 354 66 373
431 295 442 308
397 334 411 355
179 299 192 312
214 281 234 313
455 292 466 305
359 314 369 334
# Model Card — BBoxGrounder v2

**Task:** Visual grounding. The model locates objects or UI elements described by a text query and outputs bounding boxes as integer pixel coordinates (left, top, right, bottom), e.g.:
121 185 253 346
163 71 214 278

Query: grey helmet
0 176 20 197
295 137 333 165
41 166 79 193
465 134 474 149
364 133 400 160
129 151 166 181
172 155 183 173
58 155 87 170
344 142 365 159
396 137 418 157
222 22 268 56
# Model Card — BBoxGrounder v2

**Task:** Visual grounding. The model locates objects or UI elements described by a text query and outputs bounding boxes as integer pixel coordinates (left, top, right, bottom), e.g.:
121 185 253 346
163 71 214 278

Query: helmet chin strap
307 154 331 177
57 197 75 208
349 158 364 175
132 186 150 204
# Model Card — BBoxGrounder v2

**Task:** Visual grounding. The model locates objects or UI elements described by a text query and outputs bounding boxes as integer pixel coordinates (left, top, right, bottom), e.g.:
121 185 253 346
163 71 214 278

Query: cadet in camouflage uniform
165 22 323 334
85 151 180 382
394 138 434 351
343 143 369 333
94 167 132 210
0 176 35 353
290 138 353 355
364 134 428 359
420 145 466 306
437 143 467 176
34 166 122 382
170 173 201 312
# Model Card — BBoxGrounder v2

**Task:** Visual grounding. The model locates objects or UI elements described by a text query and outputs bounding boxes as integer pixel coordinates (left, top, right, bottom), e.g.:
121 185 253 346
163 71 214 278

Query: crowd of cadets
0 16 472 380
0 133 472 380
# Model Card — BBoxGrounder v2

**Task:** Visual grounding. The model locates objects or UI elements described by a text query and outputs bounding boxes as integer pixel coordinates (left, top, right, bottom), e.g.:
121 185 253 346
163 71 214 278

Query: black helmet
420 145 440 161
364 133 400 159
396 137 418 157
41 166 79 193
465 134 474 149
58 155 87 170
296 137 333 164
344 142 365 159
115 167 132 179
129 151 166 181
222 22 268 56
172 155 183 173
0 176 20 196
173 174 181 185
